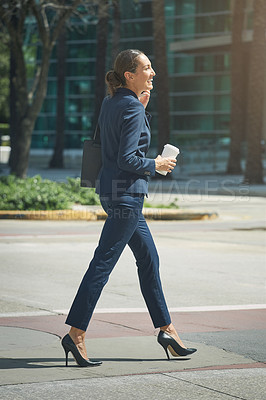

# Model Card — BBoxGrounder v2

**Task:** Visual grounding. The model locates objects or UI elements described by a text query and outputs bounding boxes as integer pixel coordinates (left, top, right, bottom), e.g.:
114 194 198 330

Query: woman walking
61 49 197 367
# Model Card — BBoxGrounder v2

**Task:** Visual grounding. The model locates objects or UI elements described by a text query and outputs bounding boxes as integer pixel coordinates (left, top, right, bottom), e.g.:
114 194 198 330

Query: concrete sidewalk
0 308 266 399
0 167 265 399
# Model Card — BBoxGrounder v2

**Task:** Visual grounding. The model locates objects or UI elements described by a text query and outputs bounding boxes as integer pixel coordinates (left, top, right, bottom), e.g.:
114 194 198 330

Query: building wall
29 0 258 173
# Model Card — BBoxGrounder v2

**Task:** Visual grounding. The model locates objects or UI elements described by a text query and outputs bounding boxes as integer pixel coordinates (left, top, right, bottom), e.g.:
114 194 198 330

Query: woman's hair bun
105 70 123 96
105 70 121 84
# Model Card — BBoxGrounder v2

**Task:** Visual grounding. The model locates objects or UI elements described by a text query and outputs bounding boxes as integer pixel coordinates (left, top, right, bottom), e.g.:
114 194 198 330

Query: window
30 0 233 149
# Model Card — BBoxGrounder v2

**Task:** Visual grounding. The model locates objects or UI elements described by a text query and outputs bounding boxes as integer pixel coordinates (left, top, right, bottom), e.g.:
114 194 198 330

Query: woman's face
125 54 156 96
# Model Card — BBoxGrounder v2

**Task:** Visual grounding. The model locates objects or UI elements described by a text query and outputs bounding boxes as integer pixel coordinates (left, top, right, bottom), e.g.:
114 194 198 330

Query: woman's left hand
139 90 150 109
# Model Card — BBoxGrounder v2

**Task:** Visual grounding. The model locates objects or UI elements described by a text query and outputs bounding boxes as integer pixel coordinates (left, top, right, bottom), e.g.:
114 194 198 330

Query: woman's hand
155 155 176 173
139 90 150 109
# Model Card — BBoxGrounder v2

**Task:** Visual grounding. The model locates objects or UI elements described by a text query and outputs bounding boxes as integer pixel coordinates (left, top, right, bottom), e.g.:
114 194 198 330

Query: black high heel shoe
157 331 197 360
61 334 102 367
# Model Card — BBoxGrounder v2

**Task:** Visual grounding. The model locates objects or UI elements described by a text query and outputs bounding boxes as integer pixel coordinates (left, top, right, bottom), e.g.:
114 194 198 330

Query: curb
0 208 218 221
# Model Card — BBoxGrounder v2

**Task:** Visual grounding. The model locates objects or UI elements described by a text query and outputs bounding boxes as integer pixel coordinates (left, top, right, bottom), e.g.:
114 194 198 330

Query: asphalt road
0 194 266 398
0 194 265 315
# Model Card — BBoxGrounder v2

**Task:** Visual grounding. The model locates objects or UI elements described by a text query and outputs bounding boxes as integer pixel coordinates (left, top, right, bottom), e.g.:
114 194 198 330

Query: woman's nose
151 68 156 76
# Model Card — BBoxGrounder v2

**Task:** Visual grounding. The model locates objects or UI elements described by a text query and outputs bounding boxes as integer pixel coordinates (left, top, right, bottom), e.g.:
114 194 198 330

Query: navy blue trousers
65 194 171 331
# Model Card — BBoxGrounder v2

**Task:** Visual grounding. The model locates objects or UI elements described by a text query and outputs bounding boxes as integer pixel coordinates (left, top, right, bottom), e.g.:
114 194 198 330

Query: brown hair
105 49 144 96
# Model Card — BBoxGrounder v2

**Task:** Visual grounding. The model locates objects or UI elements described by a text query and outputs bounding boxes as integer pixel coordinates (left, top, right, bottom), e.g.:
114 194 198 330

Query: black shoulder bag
80 124 102 188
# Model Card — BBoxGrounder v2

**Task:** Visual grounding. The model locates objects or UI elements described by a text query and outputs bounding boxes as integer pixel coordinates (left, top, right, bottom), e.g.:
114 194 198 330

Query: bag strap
93 123 101 143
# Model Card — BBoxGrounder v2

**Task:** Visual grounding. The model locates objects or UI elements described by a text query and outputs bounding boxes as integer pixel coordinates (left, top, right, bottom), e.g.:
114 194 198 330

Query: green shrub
61 178 100 206
0 175 100 210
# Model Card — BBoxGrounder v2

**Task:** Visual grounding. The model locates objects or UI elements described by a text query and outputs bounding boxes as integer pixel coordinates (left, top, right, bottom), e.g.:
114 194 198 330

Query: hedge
0 175 100 210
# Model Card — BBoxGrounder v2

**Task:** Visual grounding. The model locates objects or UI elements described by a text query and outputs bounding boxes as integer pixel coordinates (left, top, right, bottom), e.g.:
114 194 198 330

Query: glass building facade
30 0 253 156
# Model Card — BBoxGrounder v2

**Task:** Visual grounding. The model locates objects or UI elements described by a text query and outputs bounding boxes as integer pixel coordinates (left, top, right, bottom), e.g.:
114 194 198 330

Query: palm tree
151 0 170 155
49 26 66 168
244 0 266 183
227 0 246 174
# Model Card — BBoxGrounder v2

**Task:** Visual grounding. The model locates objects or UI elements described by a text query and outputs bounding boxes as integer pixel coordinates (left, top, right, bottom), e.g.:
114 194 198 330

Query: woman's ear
124 71 134 82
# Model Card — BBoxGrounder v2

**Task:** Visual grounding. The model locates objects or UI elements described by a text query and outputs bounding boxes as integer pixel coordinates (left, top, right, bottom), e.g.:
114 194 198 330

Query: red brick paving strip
0 309 265 338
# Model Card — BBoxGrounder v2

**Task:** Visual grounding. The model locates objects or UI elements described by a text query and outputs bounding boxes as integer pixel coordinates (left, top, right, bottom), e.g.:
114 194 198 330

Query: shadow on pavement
0 356 191 369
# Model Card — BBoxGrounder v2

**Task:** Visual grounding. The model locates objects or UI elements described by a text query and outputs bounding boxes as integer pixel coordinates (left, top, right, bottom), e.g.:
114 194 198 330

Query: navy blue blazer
96 88 155 196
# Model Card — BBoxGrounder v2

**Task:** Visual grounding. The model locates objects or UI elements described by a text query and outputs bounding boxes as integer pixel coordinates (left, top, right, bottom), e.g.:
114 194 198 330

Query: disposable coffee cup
156 144 180 176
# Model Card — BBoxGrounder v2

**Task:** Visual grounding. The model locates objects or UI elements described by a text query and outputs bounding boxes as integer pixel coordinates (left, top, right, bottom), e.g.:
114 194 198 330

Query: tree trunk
111 0 120 64
9 36 18 170
14 117 35 178
9 32 29 177
12 45 52 178
151 0 170 155
49 27 66 168
93 0 109 131
244 0 266 183
227 0 246 174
